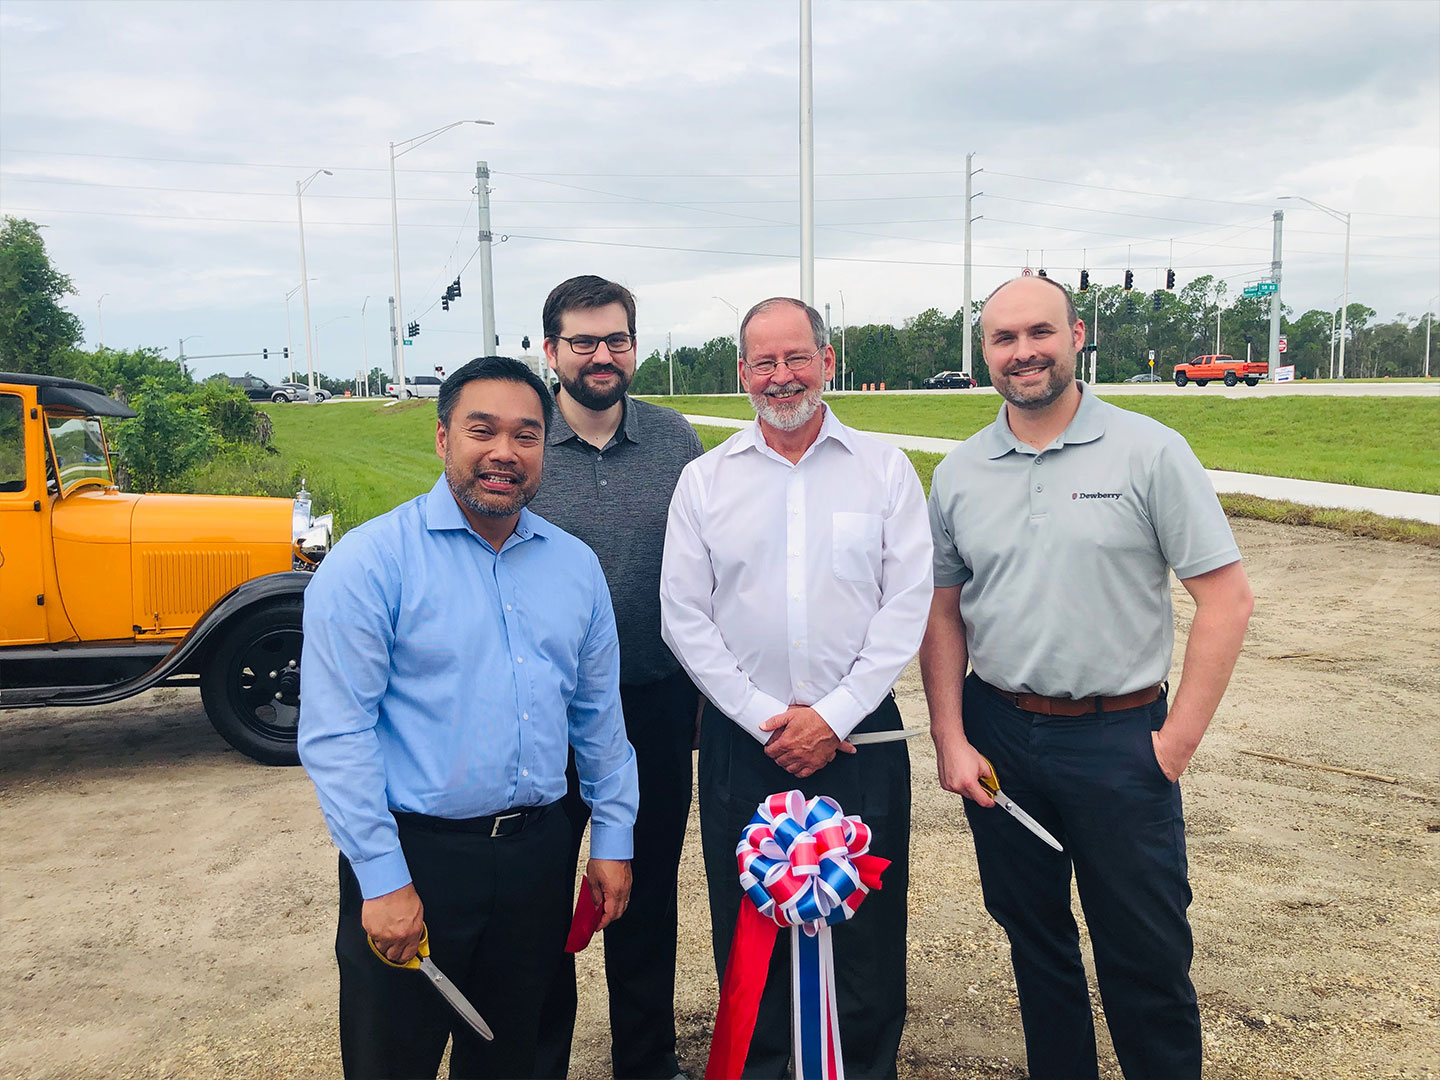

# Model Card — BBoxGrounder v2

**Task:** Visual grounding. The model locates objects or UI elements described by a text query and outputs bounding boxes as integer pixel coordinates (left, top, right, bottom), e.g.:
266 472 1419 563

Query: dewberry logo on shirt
1072 491 1122 500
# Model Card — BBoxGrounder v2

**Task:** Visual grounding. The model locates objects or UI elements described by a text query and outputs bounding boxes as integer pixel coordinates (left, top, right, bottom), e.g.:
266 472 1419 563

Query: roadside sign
403 339 414 346
1278 334 1288 353
1148 350 1155 362
1257 282 1278 295
1243 286 1261 298
1021 267 1033 277
1276 365 1295 382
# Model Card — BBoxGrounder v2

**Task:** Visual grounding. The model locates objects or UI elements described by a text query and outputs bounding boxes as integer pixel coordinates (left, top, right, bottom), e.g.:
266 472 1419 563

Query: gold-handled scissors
368 924 494 1040
977 755 1064 852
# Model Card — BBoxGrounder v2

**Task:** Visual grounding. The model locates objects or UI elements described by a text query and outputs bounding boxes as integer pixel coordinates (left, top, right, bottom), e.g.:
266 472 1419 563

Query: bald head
983 276 1079 331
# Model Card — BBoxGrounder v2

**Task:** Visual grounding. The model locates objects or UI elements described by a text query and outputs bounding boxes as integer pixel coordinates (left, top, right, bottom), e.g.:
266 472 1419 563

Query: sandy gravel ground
2 519 1437 1080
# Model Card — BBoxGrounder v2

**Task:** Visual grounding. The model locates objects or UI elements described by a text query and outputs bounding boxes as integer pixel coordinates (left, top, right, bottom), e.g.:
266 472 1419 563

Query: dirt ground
2 518 1437 1080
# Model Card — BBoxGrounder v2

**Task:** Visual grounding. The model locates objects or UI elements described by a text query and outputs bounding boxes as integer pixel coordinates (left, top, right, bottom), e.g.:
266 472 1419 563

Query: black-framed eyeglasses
554 333 635 356
745 346 822 378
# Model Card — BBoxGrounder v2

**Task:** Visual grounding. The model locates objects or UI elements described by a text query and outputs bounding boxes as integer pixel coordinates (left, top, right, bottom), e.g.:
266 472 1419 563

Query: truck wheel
1174 371 1188 386
199 598 304 766
1245 377 1259 386
1224 371 1238 387
1195 379 1209 386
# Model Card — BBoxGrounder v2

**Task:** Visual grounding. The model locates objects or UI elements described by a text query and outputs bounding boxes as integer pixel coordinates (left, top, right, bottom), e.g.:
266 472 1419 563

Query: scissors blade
995 793 1064 852
419 957 495 1041
848 728 925 745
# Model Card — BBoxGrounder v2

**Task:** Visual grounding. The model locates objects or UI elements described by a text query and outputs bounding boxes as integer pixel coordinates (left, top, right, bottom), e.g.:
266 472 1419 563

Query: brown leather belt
981 679 1163 717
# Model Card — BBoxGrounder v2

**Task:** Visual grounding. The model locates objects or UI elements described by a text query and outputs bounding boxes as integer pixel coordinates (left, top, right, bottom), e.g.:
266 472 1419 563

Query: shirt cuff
811 686 867 741
738 689 791 744
351 846 413 901
589 823 634 861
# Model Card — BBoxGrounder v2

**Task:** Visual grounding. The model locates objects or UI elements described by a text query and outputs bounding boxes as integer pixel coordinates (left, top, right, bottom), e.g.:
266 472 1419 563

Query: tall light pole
390 120 494 397
178 334 201 377
1280 195 1351 379
962 153 984 378
1426 294 1437 379
798 0 814 305
360 296 371 395
714 296 741 392
296 168 332 403
97 294 109 347
838 289 847 391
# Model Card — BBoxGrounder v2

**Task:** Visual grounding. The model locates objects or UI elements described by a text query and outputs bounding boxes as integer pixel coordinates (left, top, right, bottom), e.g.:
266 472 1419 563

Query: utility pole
388 296 399 383
97 294 108 347
1092 289 1099 384
798 0 814 305
839 289 847 390
824 301 832 389
667 331 674 396
1425 298 1435 379
477 161 497 354
1267 210 1283 378
962 152 980 379
360 296 370 396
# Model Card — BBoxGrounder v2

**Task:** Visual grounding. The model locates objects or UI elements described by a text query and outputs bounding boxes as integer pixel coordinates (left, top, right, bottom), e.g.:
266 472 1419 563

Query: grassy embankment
266 396 1439 546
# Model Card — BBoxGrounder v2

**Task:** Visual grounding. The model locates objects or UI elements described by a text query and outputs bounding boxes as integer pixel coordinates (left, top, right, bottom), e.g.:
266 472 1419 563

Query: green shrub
110 378 215 491
171 445 350 534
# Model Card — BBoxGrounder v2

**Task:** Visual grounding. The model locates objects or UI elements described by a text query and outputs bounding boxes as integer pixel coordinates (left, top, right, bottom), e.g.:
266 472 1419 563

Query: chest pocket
832 511 883 583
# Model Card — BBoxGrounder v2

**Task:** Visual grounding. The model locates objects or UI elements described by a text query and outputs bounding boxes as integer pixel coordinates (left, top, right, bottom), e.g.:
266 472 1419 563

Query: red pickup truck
1173 355 1268 387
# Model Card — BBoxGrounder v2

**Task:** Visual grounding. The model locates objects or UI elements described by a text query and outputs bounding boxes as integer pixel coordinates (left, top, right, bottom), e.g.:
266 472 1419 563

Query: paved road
834 381 1439 399
683 414 1440 524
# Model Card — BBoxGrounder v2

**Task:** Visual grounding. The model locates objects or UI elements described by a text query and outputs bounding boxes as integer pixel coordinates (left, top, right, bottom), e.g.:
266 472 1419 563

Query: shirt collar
724 403 856 462
546 394 639 448
423 473 549 544
980 381 1107 459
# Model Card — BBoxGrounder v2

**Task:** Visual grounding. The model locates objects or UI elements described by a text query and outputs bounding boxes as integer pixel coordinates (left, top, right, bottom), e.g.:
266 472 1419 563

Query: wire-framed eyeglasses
745 346 823 378
554 333 635 356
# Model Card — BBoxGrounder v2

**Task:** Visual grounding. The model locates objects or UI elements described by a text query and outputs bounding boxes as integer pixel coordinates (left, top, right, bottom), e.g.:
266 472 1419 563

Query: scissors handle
368 923 430 970
977 753 1001 799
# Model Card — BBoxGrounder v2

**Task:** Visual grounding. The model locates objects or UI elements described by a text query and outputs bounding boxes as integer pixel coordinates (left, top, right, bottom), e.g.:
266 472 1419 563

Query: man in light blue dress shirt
299 356 639 1080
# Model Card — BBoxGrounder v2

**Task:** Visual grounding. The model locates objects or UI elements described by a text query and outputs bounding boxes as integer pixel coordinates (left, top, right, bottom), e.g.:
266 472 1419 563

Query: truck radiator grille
139 549 251 628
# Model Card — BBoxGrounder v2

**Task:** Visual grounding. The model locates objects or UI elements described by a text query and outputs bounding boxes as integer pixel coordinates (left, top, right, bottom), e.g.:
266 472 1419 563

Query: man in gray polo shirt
530 275 703 1080
919 275 1254 1080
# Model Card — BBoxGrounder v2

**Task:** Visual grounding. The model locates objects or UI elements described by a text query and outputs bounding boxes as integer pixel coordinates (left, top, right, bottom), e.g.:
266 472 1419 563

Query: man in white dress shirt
660 297 933 1079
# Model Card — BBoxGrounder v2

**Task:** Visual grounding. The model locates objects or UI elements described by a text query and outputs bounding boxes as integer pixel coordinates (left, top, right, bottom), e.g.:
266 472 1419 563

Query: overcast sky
2 0 1437 384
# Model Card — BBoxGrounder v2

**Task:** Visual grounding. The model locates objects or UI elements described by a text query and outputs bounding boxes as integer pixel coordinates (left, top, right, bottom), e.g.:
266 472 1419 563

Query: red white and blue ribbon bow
705 790 889 1080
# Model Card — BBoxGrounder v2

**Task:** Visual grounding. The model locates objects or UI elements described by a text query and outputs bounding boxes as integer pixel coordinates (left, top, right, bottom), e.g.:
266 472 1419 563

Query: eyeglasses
745 347 822 378
554 333 634 356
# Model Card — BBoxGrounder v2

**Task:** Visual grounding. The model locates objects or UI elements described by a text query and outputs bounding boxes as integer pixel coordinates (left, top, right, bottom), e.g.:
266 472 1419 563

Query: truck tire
1245 377 1259 386
199 598 304 766
1224 371 1238 387
1174 371 1188 386
1195 379 1209 386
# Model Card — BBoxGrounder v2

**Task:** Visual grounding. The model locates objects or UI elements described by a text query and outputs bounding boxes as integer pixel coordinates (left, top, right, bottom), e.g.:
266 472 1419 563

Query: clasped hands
760 705 855 778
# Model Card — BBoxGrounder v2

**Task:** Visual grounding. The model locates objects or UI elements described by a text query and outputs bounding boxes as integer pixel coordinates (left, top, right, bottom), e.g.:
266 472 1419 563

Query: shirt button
506 604 513 611
516 656 524 664
1035 456 1044 465
1035 485 1043 493
522 712 529 720
793 640 802 647
797 680 806 688
522 769 529 777
600 479 608 486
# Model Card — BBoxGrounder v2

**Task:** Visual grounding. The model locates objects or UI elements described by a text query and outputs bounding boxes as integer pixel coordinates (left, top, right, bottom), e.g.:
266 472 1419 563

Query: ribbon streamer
706 791 889 1080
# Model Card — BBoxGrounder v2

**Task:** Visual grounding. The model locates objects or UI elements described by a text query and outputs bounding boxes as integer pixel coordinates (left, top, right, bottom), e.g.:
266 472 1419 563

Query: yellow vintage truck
0 372 331 764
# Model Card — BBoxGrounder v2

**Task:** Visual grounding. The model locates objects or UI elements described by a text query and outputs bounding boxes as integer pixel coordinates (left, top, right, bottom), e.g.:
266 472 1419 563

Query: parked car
1124 373 1161 383
282 381 328 402
385 374 444 399
0 372 333 765
229 374 298 403
922 370 976 389
1173 355 1268 387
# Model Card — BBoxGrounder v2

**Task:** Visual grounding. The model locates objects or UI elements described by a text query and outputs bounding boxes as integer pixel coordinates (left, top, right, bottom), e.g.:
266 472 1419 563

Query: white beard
750 382 823 431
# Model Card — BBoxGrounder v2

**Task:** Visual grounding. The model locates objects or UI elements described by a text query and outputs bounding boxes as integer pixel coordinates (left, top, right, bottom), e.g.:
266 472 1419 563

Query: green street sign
403 339 414 346
1257 282 1278 295
1243 286 1261 298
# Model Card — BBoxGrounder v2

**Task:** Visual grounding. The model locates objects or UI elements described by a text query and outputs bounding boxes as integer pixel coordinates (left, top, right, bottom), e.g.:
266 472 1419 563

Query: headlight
292 481 332 568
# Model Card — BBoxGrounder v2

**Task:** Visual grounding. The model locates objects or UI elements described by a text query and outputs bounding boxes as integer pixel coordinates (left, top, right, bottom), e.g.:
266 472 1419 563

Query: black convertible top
1 371 139 419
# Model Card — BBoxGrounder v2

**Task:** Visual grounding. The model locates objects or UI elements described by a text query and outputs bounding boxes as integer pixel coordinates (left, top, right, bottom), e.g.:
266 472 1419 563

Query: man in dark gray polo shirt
531 275 702 1080
919 275 1254 1080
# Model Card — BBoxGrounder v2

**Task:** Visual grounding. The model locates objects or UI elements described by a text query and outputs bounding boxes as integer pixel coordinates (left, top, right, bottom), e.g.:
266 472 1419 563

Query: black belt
392 803 551 838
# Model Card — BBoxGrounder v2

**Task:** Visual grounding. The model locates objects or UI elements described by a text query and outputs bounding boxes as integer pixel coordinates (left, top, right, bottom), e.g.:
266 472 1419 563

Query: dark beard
560 365 630 411
444 455 534 518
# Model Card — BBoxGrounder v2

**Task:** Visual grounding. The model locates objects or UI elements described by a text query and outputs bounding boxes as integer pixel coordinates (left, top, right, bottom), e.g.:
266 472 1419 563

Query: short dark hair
737 297 827 360
542 275 637 340
984 276 1080 327
437 356 553 430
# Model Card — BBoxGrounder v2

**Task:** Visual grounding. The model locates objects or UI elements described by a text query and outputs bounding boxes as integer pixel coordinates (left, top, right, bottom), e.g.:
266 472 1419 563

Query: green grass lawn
648 394 1440 494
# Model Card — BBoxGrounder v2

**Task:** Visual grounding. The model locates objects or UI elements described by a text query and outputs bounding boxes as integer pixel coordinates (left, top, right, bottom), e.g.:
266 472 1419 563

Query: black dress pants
961 674 1201 1080
535 670 699 1079
336 803 572 1080
699 695 910 1080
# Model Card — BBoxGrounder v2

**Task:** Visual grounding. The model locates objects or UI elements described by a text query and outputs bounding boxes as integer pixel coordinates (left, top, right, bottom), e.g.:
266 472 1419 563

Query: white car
385 375 444 399
281 382 329 402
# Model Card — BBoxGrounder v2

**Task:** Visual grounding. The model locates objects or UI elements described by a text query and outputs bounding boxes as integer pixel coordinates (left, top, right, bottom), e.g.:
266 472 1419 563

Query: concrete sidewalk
683 414 1440 524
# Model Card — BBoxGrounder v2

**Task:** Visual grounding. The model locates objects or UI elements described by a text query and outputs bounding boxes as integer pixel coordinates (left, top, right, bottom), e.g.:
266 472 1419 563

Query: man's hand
759 706 855 778
586 857 633 931
1151 728 1190 782
933 733 996 807
362 882 425 964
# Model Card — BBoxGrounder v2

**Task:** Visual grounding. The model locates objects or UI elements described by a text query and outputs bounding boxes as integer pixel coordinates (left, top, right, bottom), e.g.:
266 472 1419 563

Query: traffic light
408 321 420 338
1079 269 1090 291
1037 268 1048 278
1152 291 1163 312
1124 269 1134 291
452 276 462 298
263 348 268 360
1126 298 1137 316
442 299 450 312
1166 268 1176 290
283 347 289 359
522 335 531 351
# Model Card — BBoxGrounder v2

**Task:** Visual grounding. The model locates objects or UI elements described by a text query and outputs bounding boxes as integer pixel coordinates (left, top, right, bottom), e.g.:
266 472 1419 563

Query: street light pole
360 296 370 396
1426 295 1437 379
714 296 741 392
296 169 332 404
389 119 494 398
839 289 847 391
1280 195 1352 379
178 335 200 377
97 294 109 347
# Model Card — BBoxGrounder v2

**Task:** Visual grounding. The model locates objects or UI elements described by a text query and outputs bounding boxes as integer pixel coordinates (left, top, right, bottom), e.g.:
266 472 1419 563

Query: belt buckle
490 810 524 838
